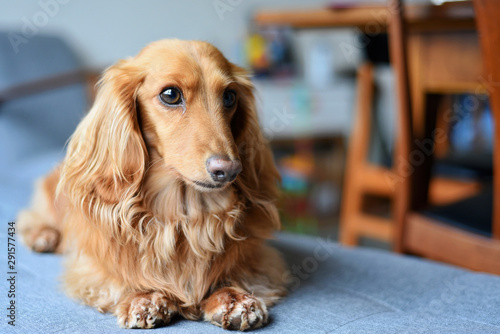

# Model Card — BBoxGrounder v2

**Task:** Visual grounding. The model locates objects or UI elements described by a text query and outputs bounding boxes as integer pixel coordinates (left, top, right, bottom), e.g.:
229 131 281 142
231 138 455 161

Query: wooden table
254 2 475 31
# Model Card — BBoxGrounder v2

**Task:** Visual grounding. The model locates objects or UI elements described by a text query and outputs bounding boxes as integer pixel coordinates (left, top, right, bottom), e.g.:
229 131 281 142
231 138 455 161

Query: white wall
1 0 337 68
1 0 429 68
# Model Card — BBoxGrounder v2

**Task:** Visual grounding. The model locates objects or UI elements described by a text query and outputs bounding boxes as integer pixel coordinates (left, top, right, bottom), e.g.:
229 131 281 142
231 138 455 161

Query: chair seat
423 185 492 237
436 151 493 179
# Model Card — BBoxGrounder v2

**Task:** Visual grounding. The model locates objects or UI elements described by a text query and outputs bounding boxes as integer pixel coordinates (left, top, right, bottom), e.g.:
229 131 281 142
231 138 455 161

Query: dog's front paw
116 292 177 329
30 226 60 253
203 287 268 331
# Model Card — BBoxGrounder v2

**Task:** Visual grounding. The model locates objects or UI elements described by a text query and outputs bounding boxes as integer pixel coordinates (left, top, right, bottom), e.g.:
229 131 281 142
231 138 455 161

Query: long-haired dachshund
18 39 288 330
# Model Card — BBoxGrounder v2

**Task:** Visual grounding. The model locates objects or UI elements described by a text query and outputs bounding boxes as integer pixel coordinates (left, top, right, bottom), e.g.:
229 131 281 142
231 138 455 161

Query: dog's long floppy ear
231 64 281 230
59 59 148 231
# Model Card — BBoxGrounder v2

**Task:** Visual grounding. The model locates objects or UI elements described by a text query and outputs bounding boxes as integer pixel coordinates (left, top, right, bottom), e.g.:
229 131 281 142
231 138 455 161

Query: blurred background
0 0 495 259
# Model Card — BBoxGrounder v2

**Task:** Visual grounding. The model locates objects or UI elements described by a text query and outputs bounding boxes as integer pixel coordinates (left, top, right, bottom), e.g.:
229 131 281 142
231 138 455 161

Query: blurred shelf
253 78 356 140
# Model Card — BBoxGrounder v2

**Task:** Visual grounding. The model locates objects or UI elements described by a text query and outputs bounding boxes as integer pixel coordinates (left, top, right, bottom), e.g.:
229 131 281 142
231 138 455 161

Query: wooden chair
340 3 482 246
392 0 500 274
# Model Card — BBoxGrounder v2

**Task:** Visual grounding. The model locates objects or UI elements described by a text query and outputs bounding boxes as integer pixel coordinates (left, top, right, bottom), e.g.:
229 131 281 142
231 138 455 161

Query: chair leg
340 181 363 246
340 63 375 246
388 0 414 253
340 224 359 246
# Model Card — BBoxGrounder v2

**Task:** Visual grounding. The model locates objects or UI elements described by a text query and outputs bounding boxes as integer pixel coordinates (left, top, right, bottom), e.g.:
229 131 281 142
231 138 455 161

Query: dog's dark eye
222 90 237 109
159 87 182 105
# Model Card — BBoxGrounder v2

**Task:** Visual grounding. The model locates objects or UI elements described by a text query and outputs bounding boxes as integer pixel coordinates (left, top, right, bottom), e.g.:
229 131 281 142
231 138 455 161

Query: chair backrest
473 0 500 239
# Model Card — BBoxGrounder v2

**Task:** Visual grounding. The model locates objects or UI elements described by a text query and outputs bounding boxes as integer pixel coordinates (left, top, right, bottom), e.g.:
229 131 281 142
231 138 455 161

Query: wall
1 0 334 68
1 0 429 67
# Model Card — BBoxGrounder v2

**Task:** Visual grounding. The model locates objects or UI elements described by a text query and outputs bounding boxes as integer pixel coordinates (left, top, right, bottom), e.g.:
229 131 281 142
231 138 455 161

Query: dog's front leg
115 291 178 329
202 287 268 331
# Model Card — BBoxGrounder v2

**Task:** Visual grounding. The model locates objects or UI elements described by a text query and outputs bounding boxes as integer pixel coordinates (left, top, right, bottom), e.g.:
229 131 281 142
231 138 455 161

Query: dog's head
61 40 278 210
135 40 247 191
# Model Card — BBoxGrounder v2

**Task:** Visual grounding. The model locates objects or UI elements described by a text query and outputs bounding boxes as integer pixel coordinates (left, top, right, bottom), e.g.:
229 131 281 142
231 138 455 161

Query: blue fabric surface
1 231 500 334
1 31 500 334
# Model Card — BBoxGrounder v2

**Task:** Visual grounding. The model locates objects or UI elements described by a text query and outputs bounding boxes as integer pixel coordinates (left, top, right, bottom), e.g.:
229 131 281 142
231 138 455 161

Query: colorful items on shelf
244 26 294 78
277 144 317 234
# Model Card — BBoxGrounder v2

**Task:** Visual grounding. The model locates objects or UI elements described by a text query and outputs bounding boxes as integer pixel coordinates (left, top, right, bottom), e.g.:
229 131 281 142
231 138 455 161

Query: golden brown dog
17 39 288 330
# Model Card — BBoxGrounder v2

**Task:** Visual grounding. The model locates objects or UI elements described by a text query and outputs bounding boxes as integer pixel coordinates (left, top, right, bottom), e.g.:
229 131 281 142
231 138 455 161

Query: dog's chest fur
136 172 248 306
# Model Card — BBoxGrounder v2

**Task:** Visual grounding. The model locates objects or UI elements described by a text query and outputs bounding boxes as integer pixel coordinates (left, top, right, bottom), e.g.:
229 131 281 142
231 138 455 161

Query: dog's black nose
206 156 242 183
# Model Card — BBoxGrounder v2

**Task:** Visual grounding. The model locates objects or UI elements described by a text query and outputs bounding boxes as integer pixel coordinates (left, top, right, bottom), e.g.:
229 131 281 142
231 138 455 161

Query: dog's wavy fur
18 39 288 330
